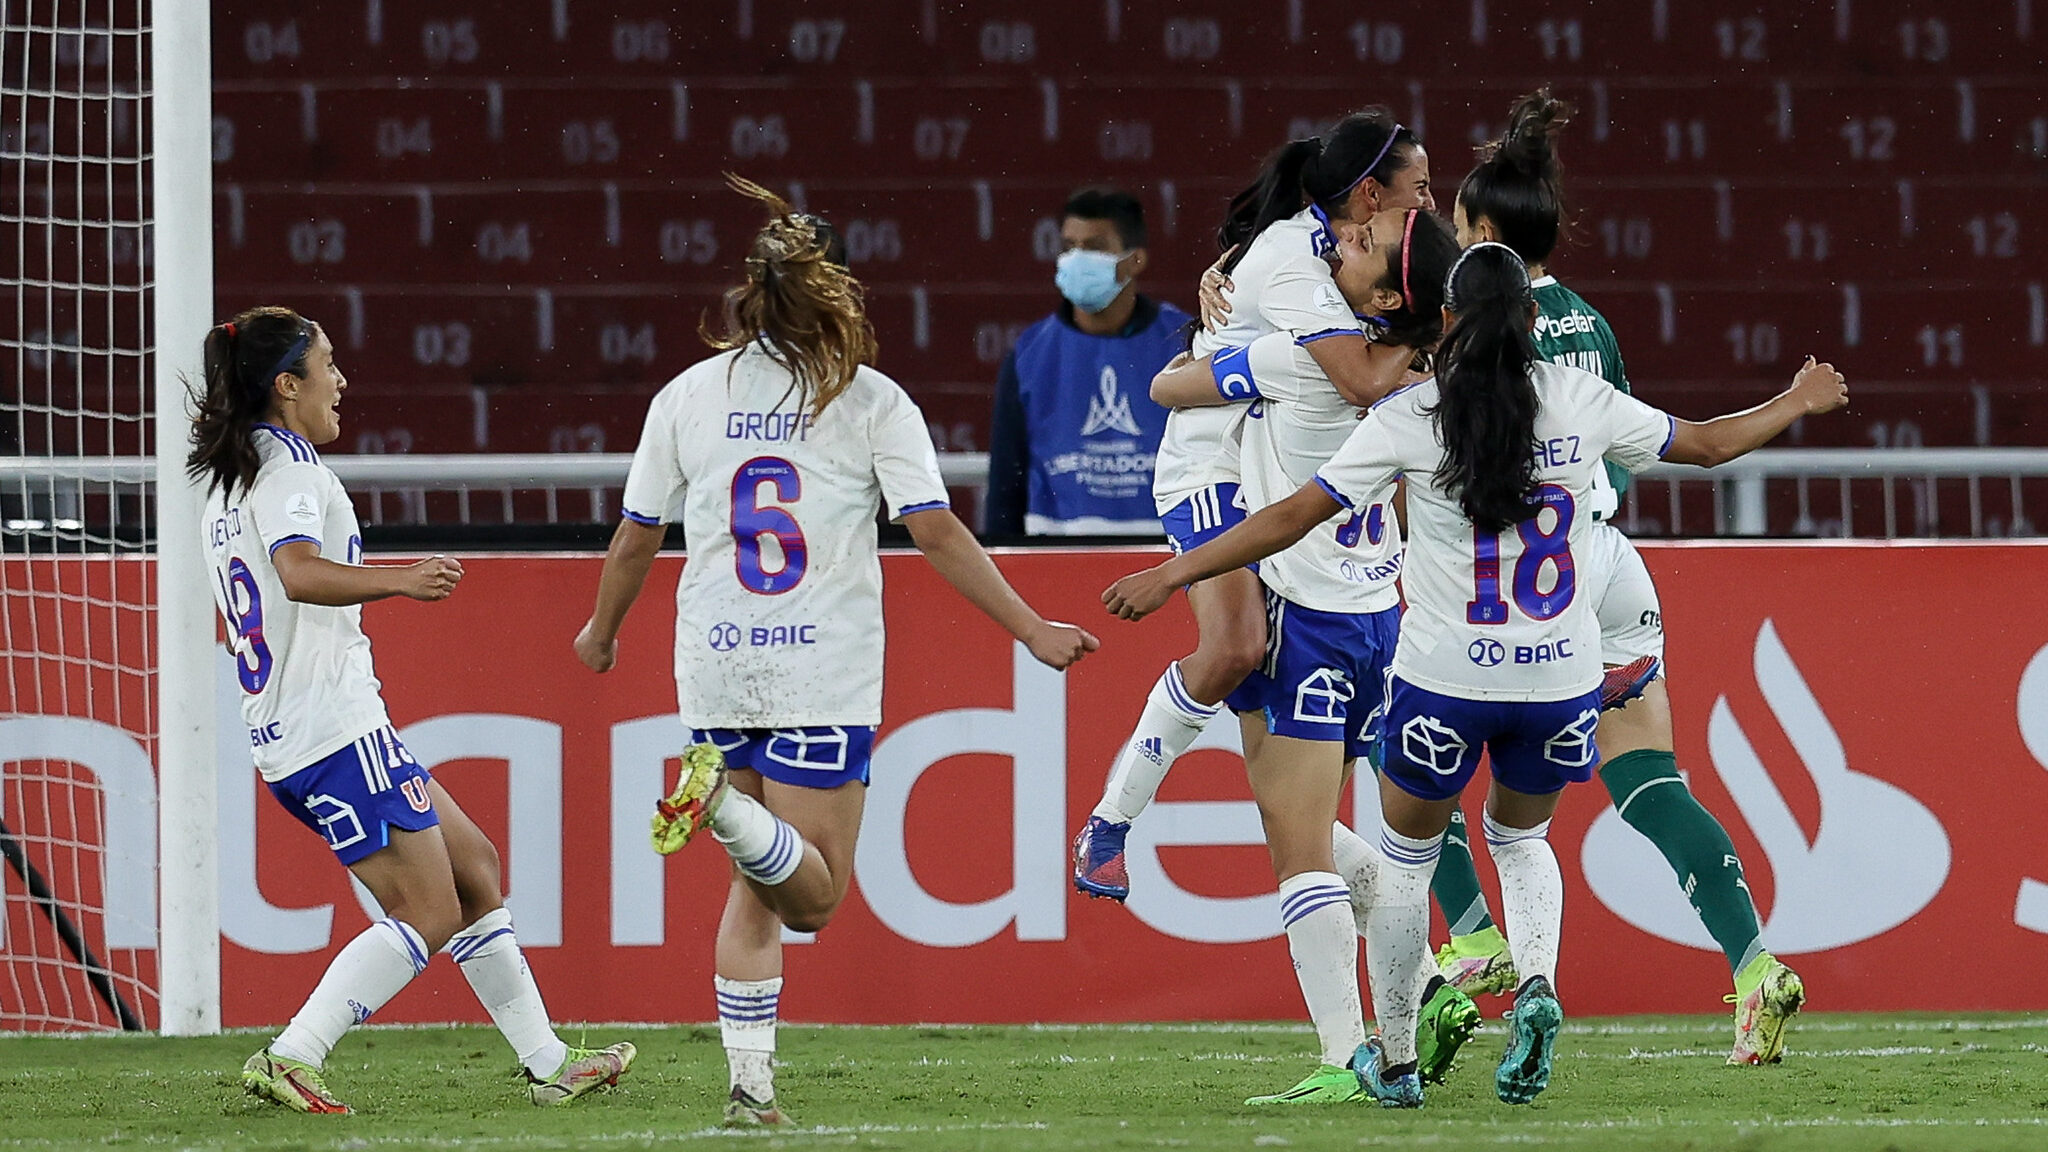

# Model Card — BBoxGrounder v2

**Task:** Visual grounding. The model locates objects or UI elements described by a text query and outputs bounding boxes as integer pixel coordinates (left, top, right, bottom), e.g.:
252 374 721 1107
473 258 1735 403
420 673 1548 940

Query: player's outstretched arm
271 541 462 606
1665 356 1848 468
1102 482 1339 621
1150 352 1227 407
575 517 666 673
901 508 1099 670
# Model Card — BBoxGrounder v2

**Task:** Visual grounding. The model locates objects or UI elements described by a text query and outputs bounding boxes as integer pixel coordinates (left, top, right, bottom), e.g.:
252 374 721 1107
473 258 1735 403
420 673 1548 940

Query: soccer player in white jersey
190 307 635 1114
1433 90 1808 1065
1075 108 1436 902
573 178 1097 1126
1145 207 1472 1103
1104 245 1847 1107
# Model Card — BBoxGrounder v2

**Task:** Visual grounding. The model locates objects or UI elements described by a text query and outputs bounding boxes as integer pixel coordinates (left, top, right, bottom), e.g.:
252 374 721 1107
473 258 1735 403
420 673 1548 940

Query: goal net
0 0 159 1032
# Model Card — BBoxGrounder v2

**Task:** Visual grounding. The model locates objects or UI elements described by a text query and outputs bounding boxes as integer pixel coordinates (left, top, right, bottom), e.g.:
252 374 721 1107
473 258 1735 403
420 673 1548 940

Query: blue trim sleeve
1295 328 1360 346
268 534 319 555
1312 475 1355 510
1211 345 1261 401
897 500 950 516
621 508 662 526
1657 414 1678 458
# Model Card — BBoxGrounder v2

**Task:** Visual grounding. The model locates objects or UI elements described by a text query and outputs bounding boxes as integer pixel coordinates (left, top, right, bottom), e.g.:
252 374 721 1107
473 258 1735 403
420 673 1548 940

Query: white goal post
153 0 219 1037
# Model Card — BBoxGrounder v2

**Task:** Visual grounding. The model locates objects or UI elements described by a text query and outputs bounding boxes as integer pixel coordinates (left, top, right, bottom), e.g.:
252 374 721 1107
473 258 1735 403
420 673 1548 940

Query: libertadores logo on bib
1582 619 1950 953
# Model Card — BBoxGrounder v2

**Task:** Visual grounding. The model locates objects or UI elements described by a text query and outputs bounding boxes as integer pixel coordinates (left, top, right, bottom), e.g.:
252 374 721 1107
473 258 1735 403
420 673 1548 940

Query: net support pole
153 0 221 1037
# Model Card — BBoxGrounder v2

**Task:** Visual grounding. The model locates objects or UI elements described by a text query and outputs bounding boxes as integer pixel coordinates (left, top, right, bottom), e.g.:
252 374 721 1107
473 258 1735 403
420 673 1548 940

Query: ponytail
185 306 316 497
1429 244 1540 533
1216 107 1420 273
1458 88 1572 264
701 173 875 417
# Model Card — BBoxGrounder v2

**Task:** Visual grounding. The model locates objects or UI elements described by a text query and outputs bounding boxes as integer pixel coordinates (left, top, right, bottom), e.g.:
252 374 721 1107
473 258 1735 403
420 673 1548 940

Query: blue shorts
268 726 440 865
1376 677 1604 802
691 726 875 789
1160 483 1246 554
1225 589 1399 761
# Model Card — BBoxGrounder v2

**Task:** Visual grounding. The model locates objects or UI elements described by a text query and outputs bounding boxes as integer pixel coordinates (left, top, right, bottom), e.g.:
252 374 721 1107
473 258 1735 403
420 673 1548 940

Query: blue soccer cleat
1496 977 1564 1105
1599 655 1661 712
1071 815 1131 901
1349 1037 1424 1108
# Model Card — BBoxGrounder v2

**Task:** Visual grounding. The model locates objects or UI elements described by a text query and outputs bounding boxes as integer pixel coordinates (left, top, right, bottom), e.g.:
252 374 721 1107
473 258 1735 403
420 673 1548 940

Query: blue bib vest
1008 300 1189 533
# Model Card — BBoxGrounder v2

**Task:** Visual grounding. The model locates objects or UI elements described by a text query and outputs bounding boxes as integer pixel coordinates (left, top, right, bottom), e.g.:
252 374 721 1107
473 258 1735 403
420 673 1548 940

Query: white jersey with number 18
622 345 951 729
1313 361 1675 702
203 425 389 782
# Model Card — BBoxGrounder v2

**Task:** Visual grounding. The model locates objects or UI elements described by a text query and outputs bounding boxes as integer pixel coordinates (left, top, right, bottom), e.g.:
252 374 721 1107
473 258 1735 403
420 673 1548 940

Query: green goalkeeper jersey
1529 275 1633 499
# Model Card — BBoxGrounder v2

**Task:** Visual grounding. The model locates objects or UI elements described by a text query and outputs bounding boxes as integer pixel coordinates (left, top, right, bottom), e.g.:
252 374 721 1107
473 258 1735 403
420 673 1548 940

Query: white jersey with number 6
203 425 389 782
622 345 951 729
1313 361 1675 702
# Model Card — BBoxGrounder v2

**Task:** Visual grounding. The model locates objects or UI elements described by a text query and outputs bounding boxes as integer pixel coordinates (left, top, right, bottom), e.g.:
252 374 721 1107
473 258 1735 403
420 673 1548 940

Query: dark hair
1063 186 1146 249
804 214 849 266
1369 209 1462 364
1429 244 1540 533
1217 108 1418 273
185 306 316 497
1458 89 1572 265
701 173 877 416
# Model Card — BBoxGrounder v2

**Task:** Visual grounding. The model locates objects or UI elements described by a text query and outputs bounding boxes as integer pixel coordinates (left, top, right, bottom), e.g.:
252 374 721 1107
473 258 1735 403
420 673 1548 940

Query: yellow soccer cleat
651 744 730 855
1728 953 1804 1065
242 1048 351 1114
528 1042 636 1105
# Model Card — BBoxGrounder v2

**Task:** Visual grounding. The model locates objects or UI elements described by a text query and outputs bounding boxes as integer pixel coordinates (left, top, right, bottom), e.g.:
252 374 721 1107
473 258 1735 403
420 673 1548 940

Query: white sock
711 790 806 886
447 907 569 1078
1278 871 1366 1068
717 975 782 1100
1366 828 1442 1067
1093 662 1221 823
1330 821 1382 936
270 918 428 1068
1485 812 1563 990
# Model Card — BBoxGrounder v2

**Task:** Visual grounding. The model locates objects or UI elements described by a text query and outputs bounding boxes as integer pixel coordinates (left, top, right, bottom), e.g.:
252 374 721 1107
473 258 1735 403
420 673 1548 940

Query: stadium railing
6 448 2048 540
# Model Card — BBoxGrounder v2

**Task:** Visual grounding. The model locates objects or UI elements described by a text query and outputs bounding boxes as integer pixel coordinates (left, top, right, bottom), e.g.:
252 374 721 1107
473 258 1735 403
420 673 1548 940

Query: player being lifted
574 177 1097 1126
1430 90 1806 1065
1145 207 1473 1103
1075 109 1436 901
1105 244 1848 1106
192 307 635 1114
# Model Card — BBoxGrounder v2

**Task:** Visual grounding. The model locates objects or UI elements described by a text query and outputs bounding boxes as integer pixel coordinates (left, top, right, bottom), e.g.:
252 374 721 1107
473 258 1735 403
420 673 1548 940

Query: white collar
1529 275 1558 288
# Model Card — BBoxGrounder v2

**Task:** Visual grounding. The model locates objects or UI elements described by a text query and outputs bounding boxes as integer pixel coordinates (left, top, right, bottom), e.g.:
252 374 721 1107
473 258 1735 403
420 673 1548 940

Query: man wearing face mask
984 187 1190 537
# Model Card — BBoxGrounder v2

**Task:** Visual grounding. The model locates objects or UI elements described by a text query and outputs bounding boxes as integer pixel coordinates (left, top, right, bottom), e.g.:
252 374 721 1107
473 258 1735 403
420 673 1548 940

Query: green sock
1599 748 1764 977
1430 806 1498 938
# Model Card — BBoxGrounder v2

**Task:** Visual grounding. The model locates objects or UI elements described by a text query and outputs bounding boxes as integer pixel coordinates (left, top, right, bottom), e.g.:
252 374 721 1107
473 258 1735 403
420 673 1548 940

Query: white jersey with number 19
1313 361 1675 702
622 344 951 729
203 425 389 782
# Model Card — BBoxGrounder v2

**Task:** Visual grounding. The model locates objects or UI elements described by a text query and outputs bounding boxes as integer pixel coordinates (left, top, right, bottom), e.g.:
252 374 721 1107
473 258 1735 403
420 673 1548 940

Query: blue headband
1338 124 1408 199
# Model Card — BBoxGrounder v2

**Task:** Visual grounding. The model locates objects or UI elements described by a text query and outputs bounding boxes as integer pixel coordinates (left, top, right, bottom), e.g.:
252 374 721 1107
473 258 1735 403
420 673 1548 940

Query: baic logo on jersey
707 622 742 651
1583 619 1950 953
1079 366 1142 437
1468 638 1506 667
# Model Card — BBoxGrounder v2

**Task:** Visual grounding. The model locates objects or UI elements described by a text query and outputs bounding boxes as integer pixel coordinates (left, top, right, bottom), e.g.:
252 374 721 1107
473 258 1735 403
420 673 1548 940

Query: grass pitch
4 1014 2047 1150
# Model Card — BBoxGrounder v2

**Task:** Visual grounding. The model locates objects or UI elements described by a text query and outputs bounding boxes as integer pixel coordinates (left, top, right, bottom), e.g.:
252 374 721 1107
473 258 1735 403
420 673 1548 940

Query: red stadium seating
198 0 2043 514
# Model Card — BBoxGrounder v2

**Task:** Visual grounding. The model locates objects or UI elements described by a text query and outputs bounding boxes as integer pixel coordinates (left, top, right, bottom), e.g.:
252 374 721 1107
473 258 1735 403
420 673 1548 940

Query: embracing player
1105 244 1847 1106
1432 90 1807 1066
193 307 633 1114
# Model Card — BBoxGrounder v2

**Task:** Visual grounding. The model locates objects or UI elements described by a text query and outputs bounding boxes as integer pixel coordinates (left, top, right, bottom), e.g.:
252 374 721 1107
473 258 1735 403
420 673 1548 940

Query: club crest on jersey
1402 715 1469 776
1468 639 1506 667
708 622 742 651
1080 366 1142 437
285 492 320 524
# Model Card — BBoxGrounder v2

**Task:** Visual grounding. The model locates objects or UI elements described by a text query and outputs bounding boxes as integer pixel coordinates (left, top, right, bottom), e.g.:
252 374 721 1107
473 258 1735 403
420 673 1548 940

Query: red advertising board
10 544 2048 1027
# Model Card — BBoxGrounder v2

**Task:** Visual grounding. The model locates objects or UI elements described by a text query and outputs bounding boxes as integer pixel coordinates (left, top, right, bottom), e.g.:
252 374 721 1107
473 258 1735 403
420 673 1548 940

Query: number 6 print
731 456 808 595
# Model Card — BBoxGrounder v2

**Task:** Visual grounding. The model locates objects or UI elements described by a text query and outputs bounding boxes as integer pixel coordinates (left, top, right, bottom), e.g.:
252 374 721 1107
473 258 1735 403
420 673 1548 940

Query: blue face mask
1055 248 1128 314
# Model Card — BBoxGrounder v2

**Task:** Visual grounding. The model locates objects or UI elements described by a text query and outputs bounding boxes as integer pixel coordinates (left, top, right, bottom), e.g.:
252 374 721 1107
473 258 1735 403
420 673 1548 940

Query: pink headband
1399 209 1419 312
